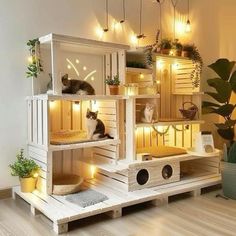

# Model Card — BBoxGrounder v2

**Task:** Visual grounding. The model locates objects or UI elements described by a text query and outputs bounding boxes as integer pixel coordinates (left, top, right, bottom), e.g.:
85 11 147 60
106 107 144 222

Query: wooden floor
1 189 236 236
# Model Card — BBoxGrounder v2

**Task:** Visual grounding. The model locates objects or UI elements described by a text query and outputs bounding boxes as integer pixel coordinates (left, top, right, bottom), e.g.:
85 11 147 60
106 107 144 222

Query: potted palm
9 149 40 193
202 58 236 199
105 75 121 95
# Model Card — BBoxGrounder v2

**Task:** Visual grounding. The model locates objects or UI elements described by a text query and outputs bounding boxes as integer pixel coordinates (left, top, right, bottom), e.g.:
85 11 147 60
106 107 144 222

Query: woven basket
53 175 84 195
179 102 198 120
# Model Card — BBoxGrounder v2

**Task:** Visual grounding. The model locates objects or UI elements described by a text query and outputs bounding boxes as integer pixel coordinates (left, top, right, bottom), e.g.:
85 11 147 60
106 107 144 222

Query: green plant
105 75 120 86
182 43 203 88
9 149 40 178
172 39 183 50
202 58 236 145
159 38 172 50
26 38 43 78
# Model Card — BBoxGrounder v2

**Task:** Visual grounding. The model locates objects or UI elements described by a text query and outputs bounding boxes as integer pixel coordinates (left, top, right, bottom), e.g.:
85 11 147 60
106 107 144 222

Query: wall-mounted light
156 59 164 69
49 100 55 109
73 101 80 111
103 0 109 32
186 0 191 32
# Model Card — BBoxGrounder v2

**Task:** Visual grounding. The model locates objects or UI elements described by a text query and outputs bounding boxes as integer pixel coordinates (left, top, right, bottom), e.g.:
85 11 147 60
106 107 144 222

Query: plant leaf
213 104 236 117
205 92 228 103
229 70 236 92
215 123 230 130
217 128 234 141
207 78 232 102
208 58 235 80
202 106 215 114
202 101 220 108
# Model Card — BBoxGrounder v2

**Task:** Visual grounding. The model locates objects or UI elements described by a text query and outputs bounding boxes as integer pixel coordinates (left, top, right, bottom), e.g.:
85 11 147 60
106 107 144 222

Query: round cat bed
53 175 84 195
50 130 88 145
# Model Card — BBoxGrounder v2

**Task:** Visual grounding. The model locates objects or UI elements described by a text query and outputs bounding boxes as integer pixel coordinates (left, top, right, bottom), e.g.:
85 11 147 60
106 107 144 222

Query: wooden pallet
13 174 221 234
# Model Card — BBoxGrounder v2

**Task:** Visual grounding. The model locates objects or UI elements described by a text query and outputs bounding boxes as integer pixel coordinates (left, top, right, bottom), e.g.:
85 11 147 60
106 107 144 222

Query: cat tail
99 133 114 139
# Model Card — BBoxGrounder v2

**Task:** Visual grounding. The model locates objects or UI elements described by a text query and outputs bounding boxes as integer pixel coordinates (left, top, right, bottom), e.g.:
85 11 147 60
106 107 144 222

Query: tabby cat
62 74 95 95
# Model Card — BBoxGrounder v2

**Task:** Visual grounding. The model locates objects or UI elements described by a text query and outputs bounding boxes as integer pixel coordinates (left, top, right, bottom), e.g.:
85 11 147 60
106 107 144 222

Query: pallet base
13 174 221 234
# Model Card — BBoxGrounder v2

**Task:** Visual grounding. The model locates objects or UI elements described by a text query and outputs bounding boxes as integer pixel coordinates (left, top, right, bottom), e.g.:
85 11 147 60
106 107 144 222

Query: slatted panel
92 100 119 162
174 62 197 94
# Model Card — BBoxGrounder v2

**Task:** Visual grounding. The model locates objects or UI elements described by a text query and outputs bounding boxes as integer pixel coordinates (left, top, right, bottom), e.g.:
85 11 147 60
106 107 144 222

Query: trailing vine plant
26 38 43 78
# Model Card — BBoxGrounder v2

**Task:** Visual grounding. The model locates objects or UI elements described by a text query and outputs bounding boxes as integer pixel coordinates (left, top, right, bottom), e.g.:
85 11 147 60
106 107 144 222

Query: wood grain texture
2 189 236 235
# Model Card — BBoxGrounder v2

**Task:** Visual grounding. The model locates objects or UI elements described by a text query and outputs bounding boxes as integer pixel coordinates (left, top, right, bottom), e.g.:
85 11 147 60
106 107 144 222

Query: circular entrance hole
162 165 173 179
136 169 149 185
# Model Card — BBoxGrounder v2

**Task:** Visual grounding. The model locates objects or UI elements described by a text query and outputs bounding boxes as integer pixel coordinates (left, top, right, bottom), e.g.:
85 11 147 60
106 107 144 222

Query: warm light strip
84 70 97 81
66 58 80 77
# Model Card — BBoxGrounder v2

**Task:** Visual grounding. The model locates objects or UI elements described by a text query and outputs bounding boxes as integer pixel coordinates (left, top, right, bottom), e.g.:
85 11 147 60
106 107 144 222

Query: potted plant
9 149 40 193
202 58 236 199
159 38 172 55
105 75 121 95
172 39 183 57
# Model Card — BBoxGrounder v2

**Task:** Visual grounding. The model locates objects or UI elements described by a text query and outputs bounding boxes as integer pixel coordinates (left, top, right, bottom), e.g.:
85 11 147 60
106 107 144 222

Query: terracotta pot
182 51 190 58
176 50 182 57
109 85 119 95
20 177 36 193
161 49 171 55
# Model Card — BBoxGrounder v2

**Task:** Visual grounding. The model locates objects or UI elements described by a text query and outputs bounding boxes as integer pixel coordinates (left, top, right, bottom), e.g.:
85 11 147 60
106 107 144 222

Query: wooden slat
37 100 43 145
32 100 38 144
28 100 33 143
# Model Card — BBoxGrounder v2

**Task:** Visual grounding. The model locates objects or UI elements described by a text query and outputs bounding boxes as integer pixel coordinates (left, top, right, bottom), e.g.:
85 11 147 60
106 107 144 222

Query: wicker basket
179 102 198 120
53 175 84 195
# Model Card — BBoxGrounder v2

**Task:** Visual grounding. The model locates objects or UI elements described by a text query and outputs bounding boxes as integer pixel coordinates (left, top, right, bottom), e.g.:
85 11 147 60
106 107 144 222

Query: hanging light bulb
120 0 126 23
136 0 146 39
186 0 191 32
103 0 109 32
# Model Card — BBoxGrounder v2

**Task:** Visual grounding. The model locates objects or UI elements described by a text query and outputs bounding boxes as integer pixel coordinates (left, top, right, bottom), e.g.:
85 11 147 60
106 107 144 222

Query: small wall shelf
135 120 205 128
126 67 153 75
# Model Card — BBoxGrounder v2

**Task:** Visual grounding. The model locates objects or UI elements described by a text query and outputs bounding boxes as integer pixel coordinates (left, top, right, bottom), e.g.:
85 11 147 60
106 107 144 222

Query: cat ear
87 108 90 114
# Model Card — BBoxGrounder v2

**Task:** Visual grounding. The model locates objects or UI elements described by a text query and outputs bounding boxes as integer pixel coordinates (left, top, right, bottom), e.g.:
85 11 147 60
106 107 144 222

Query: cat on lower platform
141 103 155 123
86 108 113 140
62 74 95 95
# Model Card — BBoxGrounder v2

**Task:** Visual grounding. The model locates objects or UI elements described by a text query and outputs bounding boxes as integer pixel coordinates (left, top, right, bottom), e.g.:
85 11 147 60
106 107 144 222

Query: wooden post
51 40 61 95
53 222 68 234
126 98 136 161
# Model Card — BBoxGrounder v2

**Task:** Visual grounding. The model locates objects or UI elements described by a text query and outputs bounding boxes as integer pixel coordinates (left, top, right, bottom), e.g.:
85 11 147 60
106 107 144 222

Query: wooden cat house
13 33 221 234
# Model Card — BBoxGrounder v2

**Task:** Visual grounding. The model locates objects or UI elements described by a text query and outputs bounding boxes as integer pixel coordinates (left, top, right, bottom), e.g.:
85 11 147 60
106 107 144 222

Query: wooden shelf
136 119 205 128
153 53 192 63
172 92 204 96
26 94 128 101
126 94 160 99
49 139 120 151
126 67 153 74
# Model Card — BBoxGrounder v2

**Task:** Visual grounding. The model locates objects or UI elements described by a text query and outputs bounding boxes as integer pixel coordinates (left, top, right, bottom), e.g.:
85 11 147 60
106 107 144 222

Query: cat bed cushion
65 189 108 208
137 146 187 158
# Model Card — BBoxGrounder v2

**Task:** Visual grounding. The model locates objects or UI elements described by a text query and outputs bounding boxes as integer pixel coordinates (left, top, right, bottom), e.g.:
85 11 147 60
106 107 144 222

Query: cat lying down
86 108 114 140
62 74 95 95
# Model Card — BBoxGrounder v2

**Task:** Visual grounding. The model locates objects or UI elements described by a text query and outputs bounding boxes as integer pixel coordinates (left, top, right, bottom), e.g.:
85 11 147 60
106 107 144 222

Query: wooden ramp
13 174 221 234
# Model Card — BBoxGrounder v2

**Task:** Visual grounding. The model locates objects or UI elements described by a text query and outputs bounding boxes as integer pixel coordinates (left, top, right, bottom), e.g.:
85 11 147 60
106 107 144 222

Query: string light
186 0 191 32
103 0 109 32
76 59 80 64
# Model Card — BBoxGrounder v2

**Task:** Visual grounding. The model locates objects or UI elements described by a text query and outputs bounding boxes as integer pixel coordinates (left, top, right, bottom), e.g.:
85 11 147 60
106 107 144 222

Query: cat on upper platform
62 74 95 95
